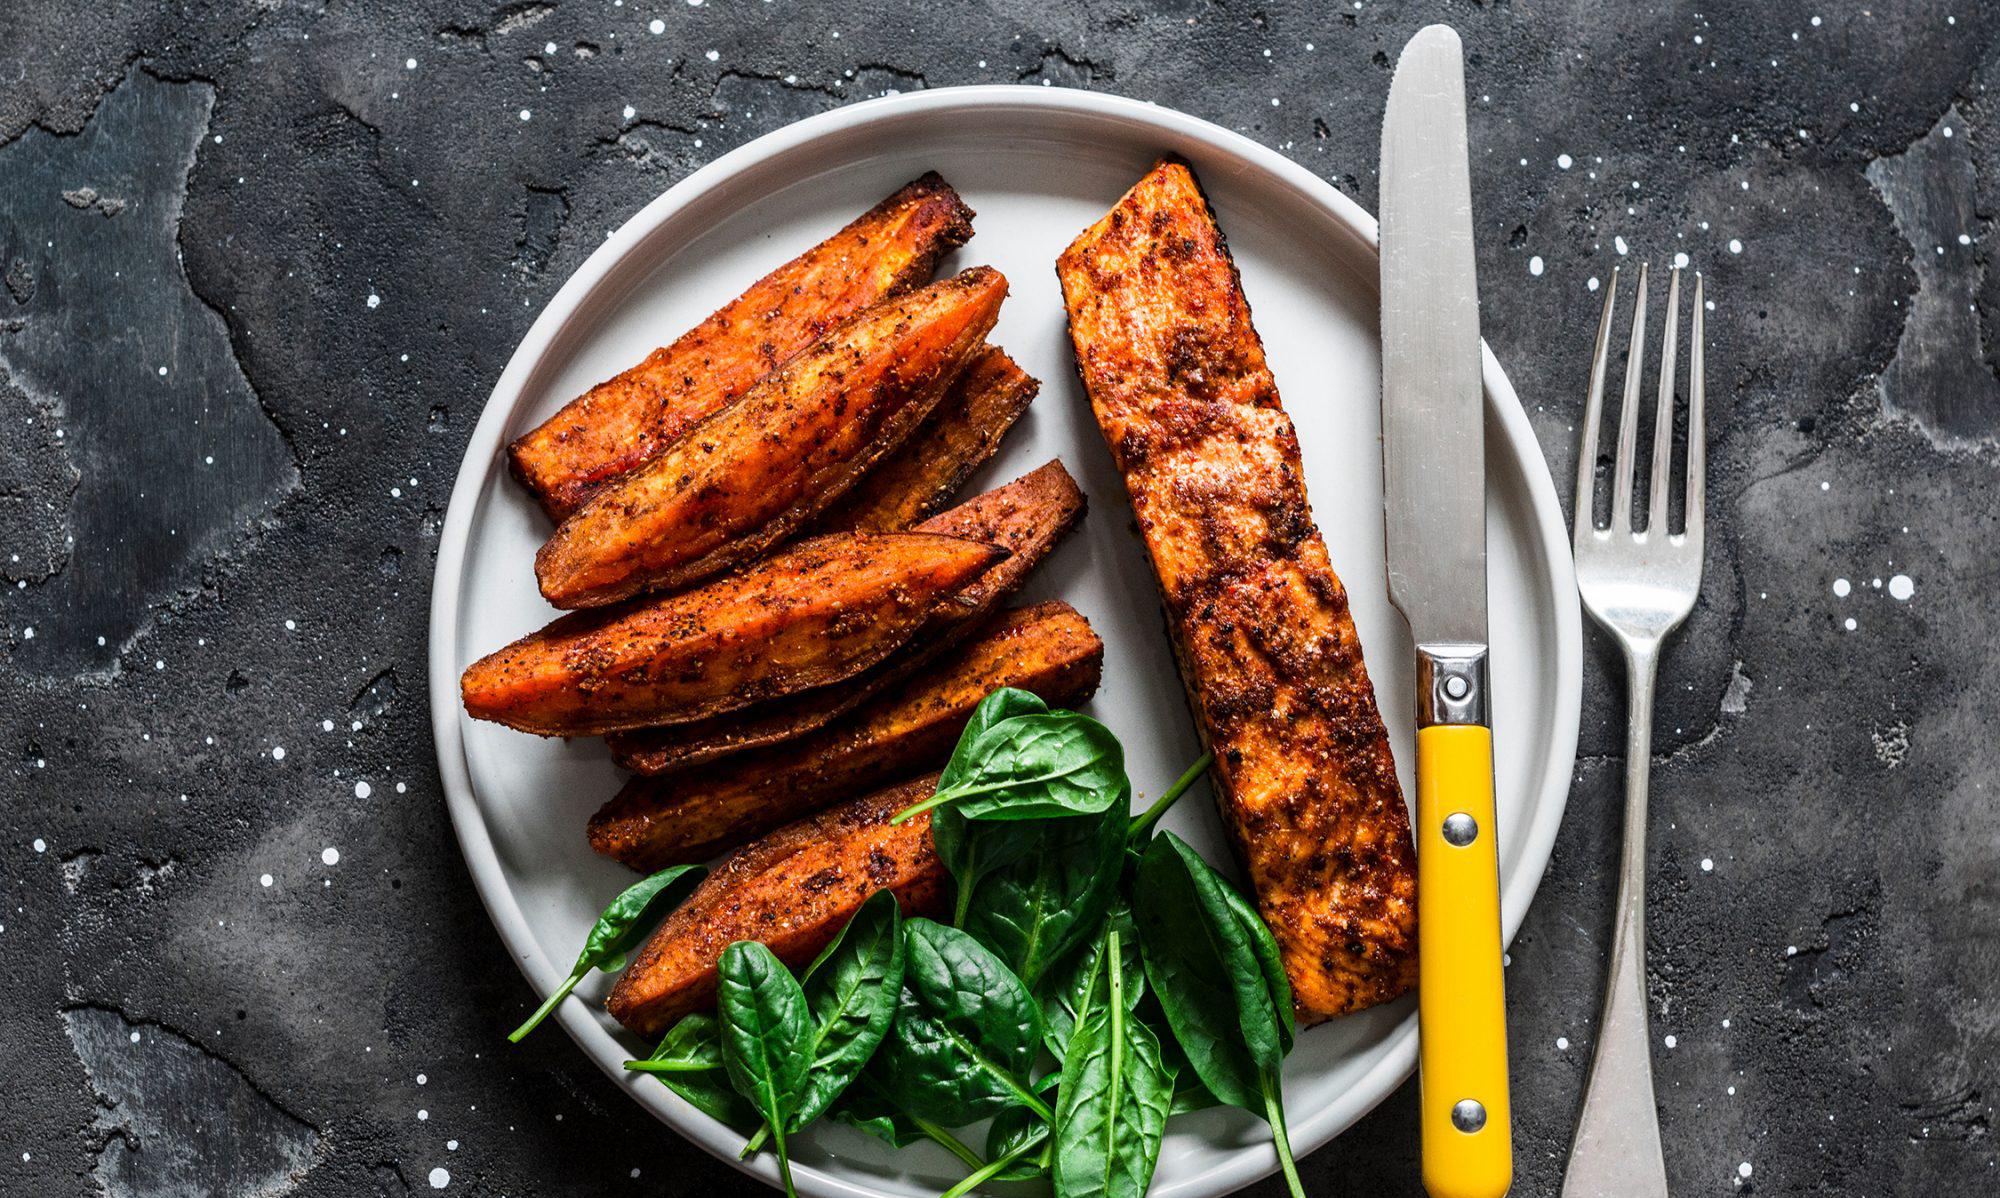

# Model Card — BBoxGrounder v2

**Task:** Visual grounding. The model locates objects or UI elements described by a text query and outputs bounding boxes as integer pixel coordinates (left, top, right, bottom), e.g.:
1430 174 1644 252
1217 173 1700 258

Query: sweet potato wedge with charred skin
536 267 1009 609
460 533 1004 737
509 174 975 519
591 601 1103 868
605 776 948 1039
1058 159 1416 1023
811 345 1040 534
602 459 1086 772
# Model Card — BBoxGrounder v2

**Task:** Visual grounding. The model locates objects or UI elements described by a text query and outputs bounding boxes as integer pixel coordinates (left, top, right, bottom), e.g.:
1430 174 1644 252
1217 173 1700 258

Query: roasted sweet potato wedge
592 601 1102 868
460 533 1004 737
811 345 1039 534
1059 159 1416 1023
509 174 975 519
602 459 1085 772
536 267 1009 609
605 777 948 1039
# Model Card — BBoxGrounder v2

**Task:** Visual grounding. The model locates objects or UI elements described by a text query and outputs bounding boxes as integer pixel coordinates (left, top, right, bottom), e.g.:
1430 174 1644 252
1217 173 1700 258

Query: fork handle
1561 646 1670 1198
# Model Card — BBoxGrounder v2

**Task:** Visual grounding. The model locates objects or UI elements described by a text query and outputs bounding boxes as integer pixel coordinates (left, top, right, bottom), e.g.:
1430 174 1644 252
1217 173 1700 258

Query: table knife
1379 23 1513 1198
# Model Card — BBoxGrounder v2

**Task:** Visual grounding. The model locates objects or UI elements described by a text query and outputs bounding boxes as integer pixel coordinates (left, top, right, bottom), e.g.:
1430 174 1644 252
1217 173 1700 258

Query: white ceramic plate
429 86 1580 1198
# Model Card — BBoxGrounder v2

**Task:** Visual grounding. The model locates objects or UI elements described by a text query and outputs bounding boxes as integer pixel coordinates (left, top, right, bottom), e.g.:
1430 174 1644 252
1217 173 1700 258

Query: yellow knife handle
1418 723 1512 1198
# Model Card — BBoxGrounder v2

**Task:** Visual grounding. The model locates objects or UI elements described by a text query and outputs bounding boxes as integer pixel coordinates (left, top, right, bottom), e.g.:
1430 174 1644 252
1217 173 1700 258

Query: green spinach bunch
589 689 1307 1198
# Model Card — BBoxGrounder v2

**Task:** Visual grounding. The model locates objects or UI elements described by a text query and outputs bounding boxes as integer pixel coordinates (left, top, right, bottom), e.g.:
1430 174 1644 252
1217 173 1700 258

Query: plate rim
427 83 1582 1198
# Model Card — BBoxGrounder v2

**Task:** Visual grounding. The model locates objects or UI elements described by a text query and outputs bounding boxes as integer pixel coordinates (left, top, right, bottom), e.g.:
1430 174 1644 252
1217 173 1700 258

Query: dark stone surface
1 2 1994 1194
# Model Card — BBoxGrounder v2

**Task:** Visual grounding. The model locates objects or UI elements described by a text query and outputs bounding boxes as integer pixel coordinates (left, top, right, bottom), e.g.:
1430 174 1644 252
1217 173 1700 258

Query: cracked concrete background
1 1 1995 1195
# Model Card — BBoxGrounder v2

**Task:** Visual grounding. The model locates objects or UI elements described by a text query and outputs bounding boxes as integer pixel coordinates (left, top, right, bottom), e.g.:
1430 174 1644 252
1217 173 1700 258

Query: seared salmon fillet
602 459 1086 772
461 533 1004 737
591 601 1103 867
509 174 975 519
812 345 1039 534
1057 159 1417 1022
605 777 948 1039
536 267 1008 609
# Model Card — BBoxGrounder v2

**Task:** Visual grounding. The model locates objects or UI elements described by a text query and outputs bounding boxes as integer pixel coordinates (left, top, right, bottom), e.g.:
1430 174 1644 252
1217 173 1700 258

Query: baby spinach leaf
716 941 813 1198
1043 900 1145 1062
1133 833 1305 1198
896 700 1129 825
1218 876 1295 1054
947 712 1128 819
509 863 706 1042
1131 832 1282 1109
793 889 904 1130
1052 930 1173 1198
875 918 1049 1127
626 1013 756 1126
962 805 1125 986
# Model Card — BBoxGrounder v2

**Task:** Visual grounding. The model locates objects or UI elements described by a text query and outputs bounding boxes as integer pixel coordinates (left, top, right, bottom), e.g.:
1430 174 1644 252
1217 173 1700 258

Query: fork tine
1609 263 1650 530
1684 273 1705 546
1574 267 1621 539
1646 266 1682 534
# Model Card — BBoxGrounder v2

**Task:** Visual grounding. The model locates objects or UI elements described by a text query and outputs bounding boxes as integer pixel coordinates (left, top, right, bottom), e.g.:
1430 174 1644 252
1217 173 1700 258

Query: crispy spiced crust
1056 159 1417 1022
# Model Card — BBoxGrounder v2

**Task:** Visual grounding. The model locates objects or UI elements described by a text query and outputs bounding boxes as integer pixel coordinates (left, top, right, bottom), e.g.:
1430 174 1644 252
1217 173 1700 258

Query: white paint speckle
406 57 418 70
396 782 408 794
1614 235 1629 256
1728 238 1743 254
367 293 381 309
519 108 532 122
705 48 720 61
1832 577 1851 597
1889 574 1914 601
1529 256 1544 277
623 104 636 119
429 1167 451 1190
649 17 665 33
447 1139 459 1151
1738 1162 1753 1179
1587 276 1601 292
272 746 286 761
417 1072 429 1085
1557 153 1573 170
1701 857 1714 872
1556 1036 1569 1050
1674 252 1690 269
1664 1034 1677 1048
418 1108 429 1121
33 838 47 853
322 719 335 732
321 846 340 866
260 873 274 888
1844 617 1858 632
355 781 373 799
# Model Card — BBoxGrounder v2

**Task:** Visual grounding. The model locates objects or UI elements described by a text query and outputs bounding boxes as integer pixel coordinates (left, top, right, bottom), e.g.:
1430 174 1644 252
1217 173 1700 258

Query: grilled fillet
592 601 1103 867
603 459 1085 772
460 533 1004 737
605 777 948 1039
812 345 1039 534
509 174 975 519
1057 159 1417 1023
536 267 1008 609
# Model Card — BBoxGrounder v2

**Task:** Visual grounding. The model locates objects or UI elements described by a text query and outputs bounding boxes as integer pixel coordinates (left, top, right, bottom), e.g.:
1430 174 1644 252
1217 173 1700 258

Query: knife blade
1379 23 1514 1198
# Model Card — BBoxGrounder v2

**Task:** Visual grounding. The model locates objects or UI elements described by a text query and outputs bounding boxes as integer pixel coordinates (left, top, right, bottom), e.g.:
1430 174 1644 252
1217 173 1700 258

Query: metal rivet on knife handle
1443 812 1479 847
1451 1099 1489 1134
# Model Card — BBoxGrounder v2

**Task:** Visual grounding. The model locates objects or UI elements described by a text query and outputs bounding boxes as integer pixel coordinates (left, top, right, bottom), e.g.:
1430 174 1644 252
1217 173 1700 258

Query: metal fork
1561 263 1705 1198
